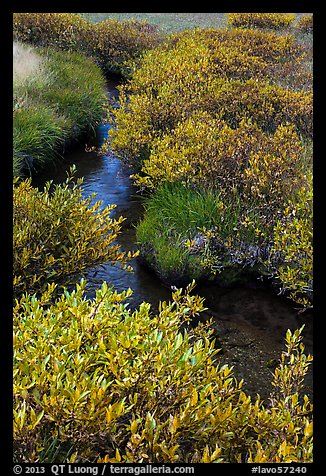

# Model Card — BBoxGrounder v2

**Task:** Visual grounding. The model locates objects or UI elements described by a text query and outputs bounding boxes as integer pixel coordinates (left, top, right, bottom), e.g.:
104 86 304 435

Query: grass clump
39 49 106 134
13 42 107 176
13 104 69 176
136 182 234 284
14 280 312 463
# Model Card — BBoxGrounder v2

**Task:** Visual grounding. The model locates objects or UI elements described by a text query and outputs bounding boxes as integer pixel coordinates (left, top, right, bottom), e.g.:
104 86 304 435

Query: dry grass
79 13 227 32
79 12 312 33
13 41 45 83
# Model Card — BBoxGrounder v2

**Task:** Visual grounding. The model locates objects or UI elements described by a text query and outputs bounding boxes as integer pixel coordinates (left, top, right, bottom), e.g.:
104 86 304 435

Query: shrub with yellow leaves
90 18 162 76
13 13 92 52
296 15 313 33
242 124 304 208
13 168 137 298
248 327 313 463
107 26 312 304
227 13 296 30
108 29 312 168
169 27 307 82
272 175 313 307
109 76 312 170
14 281 312 463
133 112 304 206
133 117 310 288
132 112 262 189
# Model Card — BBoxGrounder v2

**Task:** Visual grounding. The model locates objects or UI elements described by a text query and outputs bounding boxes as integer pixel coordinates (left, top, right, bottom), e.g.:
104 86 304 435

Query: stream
32 80 313 402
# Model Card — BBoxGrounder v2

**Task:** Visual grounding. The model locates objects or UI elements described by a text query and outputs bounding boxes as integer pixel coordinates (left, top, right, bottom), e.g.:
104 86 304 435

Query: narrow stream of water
32 80 313 402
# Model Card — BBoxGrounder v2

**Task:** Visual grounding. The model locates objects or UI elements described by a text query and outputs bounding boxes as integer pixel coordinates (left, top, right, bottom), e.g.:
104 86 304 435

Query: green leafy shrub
13 13 162 78
14 281 312 463
227 13 295 30
13 170 137 298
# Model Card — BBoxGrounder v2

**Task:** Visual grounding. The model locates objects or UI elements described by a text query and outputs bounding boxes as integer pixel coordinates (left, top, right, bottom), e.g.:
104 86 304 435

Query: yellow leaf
190 389 198 406
115 448 121 462
131 420 138 434
106 407 112 424
211 446 222 461
304 421 313 438
202 446 211 463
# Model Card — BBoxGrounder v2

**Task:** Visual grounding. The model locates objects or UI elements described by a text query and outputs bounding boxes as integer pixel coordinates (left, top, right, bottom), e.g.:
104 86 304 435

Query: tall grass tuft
13 106 69 175
13 42 107 176
142 182 224 234
136 183 229 284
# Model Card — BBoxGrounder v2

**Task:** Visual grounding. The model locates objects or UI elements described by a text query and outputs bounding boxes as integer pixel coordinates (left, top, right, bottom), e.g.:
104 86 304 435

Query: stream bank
32 80 313 402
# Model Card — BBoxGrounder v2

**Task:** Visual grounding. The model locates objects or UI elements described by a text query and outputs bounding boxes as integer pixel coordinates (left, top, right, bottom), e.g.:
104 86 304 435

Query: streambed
32 80 313 402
